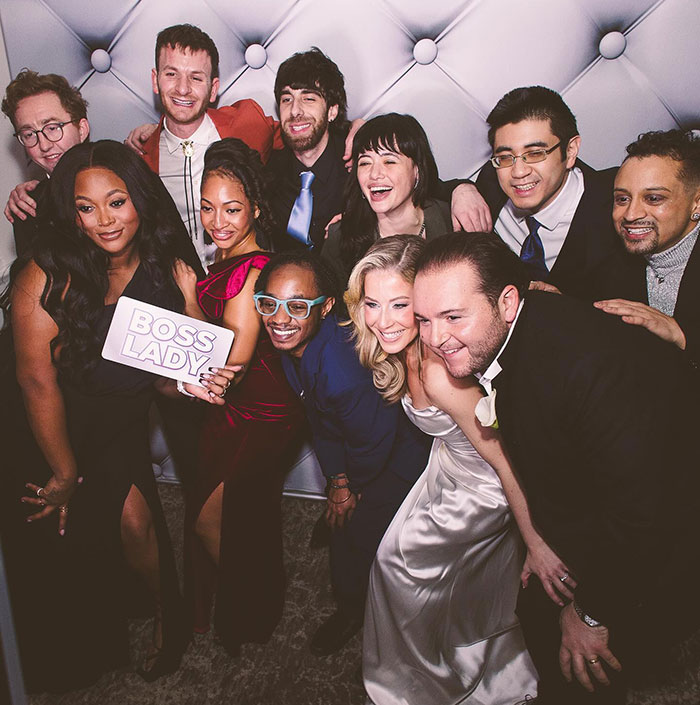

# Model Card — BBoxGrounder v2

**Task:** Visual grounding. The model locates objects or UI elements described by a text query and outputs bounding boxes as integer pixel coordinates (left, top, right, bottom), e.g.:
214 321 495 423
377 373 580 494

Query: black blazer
492 292 699 639
475 159 624 300
12 177 49 258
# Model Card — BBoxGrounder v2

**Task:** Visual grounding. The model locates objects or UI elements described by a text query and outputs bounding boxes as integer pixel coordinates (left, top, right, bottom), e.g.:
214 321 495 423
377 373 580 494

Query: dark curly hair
274 47 348 130
338 113 438 278
17 140 191 379
624 129 700 187
202 137 275 250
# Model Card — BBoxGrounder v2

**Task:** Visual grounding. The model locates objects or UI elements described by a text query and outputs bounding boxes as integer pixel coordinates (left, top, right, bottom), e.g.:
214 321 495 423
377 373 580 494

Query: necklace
417 219 426 238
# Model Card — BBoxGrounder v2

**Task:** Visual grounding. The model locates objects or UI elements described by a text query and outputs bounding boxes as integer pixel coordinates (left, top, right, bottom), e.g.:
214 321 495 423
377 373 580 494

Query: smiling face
152 45 219 135
74 167 140 258
413 262 518 378
200 171 259 257
613 155 700 256
492 118 579 213
362 268 417 354
279 86 338 154
261 264 335 358
356 145 418 217
14 91 89 174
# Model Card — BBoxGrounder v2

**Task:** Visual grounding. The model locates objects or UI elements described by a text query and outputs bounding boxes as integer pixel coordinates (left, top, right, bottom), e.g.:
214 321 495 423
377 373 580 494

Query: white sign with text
102 296 234 385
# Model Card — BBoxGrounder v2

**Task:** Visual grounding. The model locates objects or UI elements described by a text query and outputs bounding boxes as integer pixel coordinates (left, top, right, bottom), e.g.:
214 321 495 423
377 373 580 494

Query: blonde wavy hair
344 235 425 403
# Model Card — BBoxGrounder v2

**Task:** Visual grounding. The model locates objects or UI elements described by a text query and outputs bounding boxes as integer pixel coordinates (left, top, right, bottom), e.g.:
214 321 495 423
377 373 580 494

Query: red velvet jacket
140 99 283 172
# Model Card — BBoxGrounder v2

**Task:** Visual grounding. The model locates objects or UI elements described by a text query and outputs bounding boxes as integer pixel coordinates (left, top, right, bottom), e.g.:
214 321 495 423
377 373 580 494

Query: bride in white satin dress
345 236 576 705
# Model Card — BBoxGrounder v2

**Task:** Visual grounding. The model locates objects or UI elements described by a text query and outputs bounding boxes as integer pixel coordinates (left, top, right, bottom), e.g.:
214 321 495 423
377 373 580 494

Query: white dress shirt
494 166 585 271
159 113 221 266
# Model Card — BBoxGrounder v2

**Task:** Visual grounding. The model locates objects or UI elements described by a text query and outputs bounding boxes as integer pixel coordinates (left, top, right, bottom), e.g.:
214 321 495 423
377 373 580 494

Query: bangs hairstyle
255 251 341 307
274 47 347 128
625 129 700 188
417 232 530 305
339 113 438 278
155 24 219 79
2 69 88 127
32 140 192 378
486 85 578 159
203 137 274 249
345 235 425 403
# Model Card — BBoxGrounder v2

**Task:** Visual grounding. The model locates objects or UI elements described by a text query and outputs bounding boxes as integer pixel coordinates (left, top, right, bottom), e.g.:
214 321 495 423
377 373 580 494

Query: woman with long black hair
3 139 233 691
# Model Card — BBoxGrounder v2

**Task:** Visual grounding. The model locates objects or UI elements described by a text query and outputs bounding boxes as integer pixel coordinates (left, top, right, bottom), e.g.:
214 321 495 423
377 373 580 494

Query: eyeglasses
490 142 562 169
253 293 328 319
14 120 80 148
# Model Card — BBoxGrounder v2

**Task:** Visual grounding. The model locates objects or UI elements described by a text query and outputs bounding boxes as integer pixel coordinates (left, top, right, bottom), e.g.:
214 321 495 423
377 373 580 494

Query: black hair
486 86 578 159
624 129 700 188
274 47 347 128
202 137 274 249
8 140 189 379
339 113 439 277
416 232 530 304
255 251 341 307
156 24 219 79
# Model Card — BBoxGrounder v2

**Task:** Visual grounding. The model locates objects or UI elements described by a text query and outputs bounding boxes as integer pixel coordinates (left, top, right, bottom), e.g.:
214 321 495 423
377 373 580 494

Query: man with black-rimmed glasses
2 70 90 256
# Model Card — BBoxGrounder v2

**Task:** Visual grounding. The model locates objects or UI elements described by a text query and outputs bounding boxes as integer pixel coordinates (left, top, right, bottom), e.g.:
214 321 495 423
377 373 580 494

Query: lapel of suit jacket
674 234 700 323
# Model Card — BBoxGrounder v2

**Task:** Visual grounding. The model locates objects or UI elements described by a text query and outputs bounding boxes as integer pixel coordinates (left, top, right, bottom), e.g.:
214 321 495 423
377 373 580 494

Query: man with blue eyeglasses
255 251 430 657
461 85 630 301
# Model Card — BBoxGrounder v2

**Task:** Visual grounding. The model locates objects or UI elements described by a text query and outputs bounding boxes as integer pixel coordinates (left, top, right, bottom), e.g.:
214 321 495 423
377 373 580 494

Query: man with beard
129 24 282 266
594 129 700 373
412 232 699 704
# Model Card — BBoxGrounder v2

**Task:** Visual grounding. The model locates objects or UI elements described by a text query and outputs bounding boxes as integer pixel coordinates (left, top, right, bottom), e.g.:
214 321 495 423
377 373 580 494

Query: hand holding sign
102 297 234 386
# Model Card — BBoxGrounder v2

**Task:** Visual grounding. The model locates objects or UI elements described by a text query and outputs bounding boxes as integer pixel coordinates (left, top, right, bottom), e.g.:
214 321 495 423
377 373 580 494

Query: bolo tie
181 140 199 245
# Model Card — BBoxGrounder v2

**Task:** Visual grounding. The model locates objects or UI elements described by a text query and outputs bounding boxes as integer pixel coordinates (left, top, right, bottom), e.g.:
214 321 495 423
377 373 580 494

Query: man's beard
282 114 329 152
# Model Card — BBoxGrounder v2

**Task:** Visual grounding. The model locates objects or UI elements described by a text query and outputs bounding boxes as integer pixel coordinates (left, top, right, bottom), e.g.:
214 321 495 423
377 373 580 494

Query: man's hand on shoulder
4 180 41 223
124 123 158 155
594 299 686 350
343 118 366 169
451 183 493 232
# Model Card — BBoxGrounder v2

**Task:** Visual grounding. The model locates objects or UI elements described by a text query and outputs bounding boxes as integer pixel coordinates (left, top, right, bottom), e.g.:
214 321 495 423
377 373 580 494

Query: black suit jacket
493 292 699 640
12 178 49 258
475 159 625 300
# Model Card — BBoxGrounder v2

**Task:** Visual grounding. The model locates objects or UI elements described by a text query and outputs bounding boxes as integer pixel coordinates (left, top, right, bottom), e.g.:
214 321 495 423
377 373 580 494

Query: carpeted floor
25 484 700 705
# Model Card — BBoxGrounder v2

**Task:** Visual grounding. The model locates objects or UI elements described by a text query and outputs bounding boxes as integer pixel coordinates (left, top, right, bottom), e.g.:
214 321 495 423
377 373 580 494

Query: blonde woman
346 236 572 705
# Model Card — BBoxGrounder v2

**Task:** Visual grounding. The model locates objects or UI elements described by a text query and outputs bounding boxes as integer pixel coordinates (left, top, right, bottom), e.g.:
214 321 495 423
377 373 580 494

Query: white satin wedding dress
363 398 537 705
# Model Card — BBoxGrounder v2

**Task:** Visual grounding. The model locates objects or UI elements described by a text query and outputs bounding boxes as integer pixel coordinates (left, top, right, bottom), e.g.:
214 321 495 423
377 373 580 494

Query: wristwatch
573 601 603 628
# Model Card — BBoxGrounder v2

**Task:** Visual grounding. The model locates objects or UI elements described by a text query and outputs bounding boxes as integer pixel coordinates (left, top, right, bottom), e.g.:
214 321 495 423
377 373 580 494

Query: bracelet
330 483 350 490
329 474 347 480
573 601 603 628
176 379 195 397
329 493 352 505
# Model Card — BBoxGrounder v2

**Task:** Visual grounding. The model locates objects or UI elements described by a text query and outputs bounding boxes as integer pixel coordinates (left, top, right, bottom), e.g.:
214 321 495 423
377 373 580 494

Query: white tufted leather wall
2 0 697 493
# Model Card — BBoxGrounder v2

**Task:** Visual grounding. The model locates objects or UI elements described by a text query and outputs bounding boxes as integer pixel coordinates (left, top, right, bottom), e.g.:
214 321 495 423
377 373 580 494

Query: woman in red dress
174 138 305 654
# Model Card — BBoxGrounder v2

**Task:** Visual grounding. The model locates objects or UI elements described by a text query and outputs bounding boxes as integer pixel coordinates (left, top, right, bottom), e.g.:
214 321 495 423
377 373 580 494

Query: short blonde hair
344 235 425 403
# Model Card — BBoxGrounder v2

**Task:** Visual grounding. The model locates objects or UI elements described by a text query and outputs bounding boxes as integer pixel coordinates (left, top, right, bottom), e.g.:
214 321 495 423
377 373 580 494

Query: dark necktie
287 171 315 247
520 216 549 280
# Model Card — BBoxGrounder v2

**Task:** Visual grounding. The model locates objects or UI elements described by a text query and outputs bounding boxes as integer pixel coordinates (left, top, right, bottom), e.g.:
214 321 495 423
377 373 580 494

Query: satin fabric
363 398 537 705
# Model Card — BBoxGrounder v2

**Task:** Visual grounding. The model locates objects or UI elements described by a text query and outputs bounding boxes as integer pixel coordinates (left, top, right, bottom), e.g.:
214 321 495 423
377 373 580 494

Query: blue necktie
521 216 549 280
287 171 315 247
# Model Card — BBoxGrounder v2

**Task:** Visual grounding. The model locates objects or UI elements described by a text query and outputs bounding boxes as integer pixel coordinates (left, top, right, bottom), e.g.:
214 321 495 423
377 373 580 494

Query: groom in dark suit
413 232 699 704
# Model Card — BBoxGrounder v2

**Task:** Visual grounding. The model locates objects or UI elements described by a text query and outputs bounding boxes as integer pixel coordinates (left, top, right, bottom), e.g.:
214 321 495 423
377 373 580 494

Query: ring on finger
588 657 600 665
59 506 68 514
559 573 569 583
36 487 44 498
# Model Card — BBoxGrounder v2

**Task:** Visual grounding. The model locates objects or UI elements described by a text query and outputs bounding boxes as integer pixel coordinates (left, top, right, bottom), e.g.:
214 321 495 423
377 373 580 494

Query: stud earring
692 213 700 221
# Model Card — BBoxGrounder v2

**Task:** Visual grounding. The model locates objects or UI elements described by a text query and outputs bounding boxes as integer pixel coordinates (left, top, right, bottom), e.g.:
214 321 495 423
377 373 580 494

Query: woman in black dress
4 140 233 691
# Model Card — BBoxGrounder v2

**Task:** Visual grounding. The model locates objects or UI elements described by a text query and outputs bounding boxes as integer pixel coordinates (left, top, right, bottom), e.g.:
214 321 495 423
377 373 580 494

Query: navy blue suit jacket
280 315 429 492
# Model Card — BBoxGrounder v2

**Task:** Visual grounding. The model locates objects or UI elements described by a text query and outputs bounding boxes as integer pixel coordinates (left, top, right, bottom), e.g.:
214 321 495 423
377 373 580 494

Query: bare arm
421 355 575 604
172 259 206 320
11 261 79 528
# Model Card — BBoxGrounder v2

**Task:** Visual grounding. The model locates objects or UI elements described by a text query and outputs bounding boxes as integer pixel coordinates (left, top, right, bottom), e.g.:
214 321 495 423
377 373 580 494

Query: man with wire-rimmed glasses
468 85 628 301
2 70 90 257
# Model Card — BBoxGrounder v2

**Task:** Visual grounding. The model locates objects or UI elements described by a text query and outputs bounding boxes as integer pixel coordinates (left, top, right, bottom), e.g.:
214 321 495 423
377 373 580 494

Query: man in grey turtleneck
594 129 700 372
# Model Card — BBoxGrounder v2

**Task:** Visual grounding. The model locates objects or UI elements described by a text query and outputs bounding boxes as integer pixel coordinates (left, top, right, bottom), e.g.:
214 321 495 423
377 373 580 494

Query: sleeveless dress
3 263 185 693
363 398 538 705
186 251 305 651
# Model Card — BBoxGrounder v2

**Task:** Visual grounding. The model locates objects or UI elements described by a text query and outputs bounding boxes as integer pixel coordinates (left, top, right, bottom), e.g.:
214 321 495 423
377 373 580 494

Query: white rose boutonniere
475 388 498 429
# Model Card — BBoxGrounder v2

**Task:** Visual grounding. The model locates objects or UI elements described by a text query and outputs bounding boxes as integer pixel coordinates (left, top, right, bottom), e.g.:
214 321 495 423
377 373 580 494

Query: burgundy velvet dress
186 251 305 651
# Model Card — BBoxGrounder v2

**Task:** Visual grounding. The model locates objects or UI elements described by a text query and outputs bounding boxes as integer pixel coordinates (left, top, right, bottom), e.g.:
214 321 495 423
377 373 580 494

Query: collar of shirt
290 130 344 184
476 299 525 395
507 166 584 233
162 112 219 155
645 220 700 276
